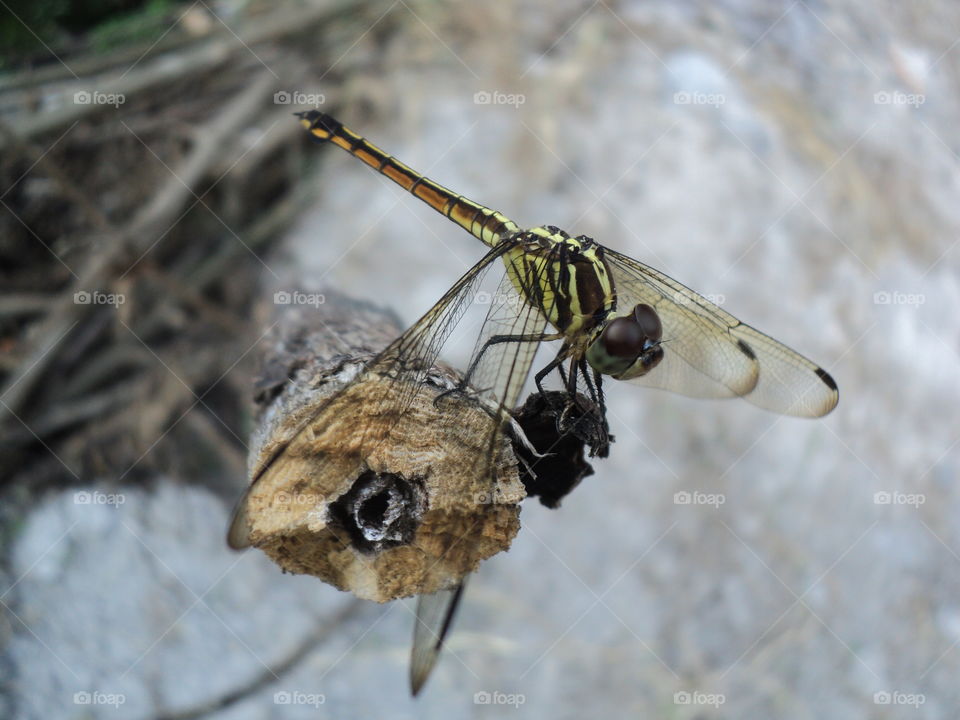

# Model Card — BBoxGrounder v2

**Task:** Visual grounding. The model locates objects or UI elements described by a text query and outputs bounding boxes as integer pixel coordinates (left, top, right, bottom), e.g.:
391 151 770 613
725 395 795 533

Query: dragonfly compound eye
586 314 647 376
632 303 663 342
585 305 666 378
600 315 649 359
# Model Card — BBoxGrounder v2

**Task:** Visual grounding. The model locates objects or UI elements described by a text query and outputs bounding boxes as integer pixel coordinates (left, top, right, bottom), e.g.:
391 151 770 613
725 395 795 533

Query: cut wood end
236 373 524 602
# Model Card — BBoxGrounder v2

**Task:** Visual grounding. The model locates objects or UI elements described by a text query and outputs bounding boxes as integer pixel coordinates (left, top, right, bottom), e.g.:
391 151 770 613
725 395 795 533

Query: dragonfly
265 110 839 693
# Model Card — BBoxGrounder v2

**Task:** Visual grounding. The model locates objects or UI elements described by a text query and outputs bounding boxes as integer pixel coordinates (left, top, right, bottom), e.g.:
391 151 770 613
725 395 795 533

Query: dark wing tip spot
736 338 757 361
815 367 838 392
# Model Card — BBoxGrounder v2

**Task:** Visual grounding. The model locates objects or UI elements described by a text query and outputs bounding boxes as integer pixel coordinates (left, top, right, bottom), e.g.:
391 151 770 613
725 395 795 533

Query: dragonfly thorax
503 226 617 336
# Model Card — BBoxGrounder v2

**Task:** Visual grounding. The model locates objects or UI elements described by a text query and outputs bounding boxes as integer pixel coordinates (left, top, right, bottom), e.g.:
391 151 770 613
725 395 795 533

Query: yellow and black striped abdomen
298 111 519 248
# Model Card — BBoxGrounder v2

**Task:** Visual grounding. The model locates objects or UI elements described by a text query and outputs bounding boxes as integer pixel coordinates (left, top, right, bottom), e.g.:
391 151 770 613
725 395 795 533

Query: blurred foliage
0 0 183 68
85 0 181 52
0 0 70 61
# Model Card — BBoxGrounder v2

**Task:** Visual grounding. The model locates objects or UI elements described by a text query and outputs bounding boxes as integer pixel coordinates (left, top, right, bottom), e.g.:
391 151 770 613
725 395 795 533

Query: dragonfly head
585 303 664 379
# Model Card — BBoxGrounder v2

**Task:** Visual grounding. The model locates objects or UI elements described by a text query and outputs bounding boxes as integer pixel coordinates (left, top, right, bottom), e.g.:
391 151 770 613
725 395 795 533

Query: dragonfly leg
592 367 608 420
578 359 612 457
544 356 613 459
433 332 563 407
531 343 578 419
556 357 583 426
578 357 600 407
533 344 571 396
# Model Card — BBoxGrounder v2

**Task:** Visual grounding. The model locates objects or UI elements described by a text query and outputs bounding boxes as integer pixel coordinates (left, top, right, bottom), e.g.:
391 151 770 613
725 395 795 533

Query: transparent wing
227 244 512 548
468 266 552 414
410 580 467 695
404 255 557 692
603 247 838 417
452 247 565 501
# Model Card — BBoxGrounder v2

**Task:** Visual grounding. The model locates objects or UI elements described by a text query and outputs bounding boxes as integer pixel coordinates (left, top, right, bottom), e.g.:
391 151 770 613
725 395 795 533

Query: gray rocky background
3 1 959 718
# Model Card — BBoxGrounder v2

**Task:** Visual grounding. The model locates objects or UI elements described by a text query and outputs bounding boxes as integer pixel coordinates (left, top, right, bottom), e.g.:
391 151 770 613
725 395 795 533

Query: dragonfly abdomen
297 110 518 247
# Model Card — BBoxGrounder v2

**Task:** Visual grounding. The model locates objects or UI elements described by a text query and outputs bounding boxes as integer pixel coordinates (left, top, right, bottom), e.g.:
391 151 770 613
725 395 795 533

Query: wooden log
229 291 526 603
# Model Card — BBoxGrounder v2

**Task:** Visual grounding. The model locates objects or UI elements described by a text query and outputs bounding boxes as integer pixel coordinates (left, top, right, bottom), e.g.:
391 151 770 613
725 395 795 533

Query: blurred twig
1 69 275 415
0 0 360 148
150 599 367 720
